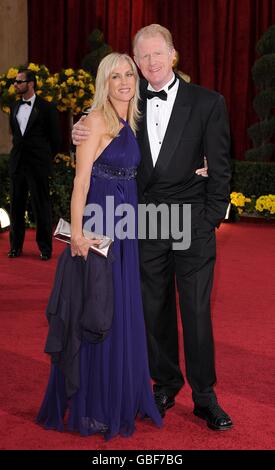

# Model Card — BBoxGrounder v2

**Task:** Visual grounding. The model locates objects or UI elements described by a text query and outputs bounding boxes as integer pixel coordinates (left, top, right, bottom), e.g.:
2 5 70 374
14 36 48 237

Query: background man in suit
8 69 61 260
72 24 232 431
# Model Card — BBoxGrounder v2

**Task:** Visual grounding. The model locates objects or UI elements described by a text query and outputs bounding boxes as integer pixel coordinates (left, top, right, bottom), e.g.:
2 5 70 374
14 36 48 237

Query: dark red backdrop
28 0 275 160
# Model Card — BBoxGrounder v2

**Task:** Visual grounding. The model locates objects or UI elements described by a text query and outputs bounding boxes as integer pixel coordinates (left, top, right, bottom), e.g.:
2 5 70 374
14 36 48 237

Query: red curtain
28 0 275 160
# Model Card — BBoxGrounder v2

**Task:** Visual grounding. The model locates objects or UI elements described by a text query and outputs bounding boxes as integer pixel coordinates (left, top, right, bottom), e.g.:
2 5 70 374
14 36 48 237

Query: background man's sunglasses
14 80 30 84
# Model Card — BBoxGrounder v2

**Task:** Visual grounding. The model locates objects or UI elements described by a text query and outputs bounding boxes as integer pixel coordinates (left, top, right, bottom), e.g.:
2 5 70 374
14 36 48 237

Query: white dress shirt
146 74 179 167
16 94 36 135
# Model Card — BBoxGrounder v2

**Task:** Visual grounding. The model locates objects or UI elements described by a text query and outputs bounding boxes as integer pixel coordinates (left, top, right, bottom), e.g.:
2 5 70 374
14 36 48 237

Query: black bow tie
145 75 178 101
146 89 167 101
18 100 31 106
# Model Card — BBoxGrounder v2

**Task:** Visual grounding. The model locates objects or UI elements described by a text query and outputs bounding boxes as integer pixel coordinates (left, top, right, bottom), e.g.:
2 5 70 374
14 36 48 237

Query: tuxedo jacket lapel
12 102 23 136
24 97 39 135
137 95 154 188
138 79 191 191
12 97 40 137
150 81 191 186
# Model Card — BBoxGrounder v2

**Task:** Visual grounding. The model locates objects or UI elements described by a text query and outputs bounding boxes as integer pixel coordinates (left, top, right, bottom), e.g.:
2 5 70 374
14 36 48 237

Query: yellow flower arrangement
57 68 95 115
0 64 94 116
28 62 42 73
54 153 76 169
0 63 61 114
0 66 19 112
230 192 252 215
230 192 275 217
255 195 275 215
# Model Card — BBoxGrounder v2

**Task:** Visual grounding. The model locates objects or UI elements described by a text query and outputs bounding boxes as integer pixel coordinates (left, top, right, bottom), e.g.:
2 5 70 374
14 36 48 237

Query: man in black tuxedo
8 69 61 260
72 24 232 431
133 24 232 430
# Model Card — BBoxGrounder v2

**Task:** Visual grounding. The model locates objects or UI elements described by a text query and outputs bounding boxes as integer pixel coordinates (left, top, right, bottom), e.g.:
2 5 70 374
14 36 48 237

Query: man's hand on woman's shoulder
72 115 91 145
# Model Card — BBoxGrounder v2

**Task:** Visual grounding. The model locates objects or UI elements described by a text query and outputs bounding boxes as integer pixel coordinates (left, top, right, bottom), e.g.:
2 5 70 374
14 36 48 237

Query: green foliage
81 29 112 76
231 160 275 196
245 143 275 162
247 25 275 161
253 89 275 118
256 25 275 55
252 54 275 87
50 154 75 224
247 116 275 146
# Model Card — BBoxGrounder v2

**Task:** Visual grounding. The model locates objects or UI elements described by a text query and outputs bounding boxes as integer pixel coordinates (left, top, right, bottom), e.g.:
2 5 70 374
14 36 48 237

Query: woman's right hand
195 156 208 177
72 116 91 145
71 235 101 260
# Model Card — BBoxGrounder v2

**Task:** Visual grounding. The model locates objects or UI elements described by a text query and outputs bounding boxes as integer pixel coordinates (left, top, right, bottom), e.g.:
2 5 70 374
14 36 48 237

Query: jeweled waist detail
92 162 137 180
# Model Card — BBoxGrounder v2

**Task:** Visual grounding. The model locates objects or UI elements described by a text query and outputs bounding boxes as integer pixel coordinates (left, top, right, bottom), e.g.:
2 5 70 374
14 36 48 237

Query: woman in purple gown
36 53 162 440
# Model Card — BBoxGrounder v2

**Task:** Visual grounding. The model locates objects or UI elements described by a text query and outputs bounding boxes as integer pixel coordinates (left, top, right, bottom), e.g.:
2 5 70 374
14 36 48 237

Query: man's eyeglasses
14 79 30 84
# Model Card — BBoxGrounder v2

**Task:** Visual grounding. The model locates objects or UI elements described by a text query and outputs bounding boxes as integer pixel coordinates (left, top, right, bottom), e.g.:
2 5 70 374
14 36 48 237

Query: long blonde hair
92 52 140 137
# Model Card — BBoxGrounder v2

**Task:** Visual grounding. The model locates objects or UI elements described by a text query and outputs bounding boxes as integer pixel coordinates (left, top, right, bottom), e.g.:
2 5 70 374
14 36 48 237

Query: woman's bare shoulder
85 109 106 133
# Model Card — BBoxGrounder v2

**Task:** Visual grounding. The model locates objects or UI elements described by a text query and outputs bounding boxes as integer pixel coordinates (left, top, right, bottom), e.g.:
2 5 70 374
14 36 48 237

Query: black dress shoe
194 402 233 431
8 249 22 258
40 253 52 261
154 391 175 418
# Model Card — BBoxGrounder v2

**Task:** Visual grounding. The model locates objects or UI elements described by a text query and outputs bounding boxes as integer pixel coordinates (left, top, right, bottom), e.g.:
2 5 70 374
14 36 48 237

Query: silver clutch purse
53 218 113 258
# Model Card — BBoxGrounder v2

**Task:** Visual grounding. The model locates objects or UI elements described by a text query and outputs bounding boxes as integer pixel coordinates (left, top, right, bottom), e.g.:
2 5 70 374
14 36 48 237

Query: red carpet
0 223 275 450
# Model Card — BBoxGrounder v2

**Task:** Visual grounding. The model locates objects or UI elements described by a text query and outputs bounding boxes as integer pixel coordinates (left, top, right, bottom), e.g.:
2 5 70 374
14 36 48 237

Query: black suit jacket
9 95 62 176
137 77 231 228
